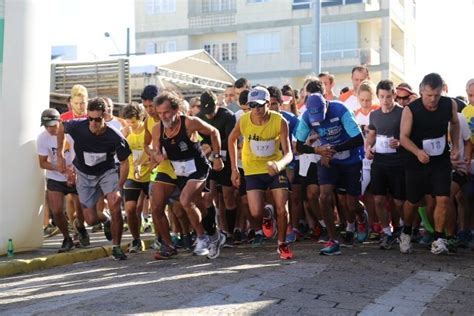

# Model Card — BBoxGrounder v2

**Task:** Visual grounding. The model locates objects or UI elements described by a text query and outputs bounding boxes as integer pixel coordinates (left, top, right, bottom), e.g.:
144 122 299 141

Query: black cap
141 85 159 100
41 108 60 126
199 90 216 115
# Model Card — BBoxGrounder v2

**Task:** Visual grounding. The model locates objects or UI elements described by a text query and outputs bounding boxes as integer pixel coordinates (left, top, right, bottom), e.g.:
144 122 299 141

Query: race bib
362 158 373 170
375 135 396 154
298 154 320 177
132 149 143 163
422 135 446 156
84 152 107 167
250 139 275 158
333 150 350 160
220 150 227 162
171 159 197 177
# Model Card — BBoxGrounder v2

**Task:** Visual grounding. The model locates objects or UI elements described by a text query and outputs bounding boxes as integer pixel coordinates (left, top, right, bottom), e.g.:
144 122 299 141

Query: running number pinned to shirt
84 152 107 167
333 150 350 160
171 159 197 177
422 135 446 156
375 135 396 154
250 140 275 157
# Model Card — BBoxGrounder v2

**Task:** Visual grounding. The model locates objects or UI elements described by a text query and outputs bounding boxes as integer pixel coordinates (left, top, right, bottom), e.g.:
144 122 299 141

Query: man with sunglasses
295 94 365 256
395 83 418 107
228 86 294 260
57 97 131 260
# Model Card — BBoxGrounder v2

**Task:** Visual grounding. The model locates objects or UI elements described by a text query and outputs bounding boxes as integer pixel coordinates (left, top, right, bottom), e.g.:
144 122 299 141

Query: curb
0 239 154 278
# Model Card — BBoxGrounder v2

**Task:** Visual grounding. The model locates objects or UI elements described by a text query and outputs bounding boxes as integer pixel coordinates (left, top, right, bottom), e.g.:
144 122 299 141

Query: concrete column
381 15 391 80
0 0 51 254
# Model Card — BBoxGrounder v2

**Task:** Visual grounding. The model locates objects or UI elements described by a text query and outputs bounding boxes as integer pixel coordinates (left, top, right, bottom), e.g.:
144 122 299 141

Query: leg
271 188 289 243
150 182 176 246
47 191 69 238
106 190 124 245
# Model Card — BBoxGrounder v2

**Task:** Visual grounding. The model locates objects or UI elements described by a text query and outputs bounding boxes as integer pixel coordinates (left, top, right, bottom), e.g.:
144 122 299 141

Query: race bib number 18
422 135 446 156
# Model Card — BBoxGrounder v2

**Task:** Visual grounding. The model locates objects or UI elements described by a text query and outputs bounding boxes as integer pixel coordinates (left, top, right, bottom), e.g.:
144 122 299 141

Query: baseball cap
396 85 415 96
41 108 60 126
247 86 270 105
199 90 216 115
306 93 327 123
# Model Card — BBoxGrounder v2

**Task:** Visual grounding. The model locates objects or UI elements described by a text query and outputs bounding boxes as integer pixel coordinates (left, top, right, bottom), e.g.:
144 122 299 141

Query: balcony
300 47 380 67
390 48 404 73
188 0 236 28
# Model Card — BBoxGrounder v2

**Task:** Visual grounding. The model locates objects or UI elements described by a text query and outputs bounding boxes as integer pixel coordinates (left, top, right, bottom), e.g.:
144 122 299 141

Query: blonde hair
466 78 474 91
70 84 88 99
357 80 375 97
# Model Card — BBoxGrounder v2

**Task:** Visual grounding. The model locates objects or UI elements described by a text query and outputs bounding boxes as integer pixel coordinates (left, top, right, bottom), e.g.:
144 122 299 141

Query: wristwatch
209 153 222 162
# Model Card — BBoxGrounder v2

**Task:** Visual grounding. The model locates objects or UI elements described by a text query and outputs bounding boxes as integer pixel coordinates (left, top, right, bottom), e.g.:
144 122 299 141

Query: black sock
403 226 412 235
203 206 216 236
434 231 444 240
225 208 237 234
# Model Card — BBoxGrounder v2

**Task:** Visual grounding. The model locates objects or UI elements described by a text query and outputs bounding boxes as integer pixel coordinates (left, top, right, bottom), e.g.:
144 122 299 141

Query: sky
49 0 474 97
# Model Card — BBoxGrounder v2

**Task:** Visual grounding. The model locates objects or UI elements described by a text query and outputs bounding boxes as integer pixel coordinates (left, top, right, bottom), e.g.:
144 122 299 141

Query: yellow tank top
462 104 474 144
127 127 152 182
146 116 177 179
240 111 283 175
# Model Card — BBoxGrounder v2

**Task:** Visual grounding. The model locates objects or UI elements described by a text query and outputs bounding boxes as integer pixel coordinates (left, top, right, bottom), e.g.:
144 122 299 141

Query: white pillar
0 0 51 254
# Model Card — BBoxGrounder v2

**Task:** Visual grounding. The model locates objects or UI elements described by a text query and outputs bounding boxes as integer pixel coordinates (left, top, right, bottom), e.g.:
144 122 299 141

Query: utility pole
312 0 321 75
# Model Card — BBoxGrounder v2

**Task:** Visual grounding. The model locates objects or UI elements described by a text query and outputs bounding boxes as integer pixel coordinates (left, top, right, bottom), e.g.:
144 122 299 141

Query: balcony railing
300 47 381 65
390 48 404 72
188 0 236 16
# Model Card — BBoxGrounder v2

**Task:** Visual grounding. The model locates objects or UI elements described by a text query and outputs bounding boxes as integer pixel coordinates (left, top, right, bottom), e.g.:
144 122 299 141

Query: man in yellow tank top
228 86 294 260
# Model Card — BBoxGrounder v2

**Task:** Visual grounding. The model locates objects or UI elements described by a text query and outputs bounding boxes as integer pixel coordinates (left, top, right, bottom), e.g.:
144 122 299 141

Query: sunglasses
248 102 266 109
396 95 410 101
88 116 103 122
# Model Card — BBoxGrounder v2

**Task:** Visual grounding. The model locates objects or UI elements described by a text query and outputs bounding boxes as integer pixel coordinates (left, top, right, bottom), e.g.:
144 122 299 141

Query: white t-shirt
457 113 471 161
37 130 75 182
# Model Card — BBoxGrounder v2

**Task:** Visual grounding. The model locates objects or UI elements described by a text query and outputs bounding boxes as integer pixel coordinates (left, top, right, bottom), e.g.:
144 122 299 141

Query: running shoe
356 214 369 243
193 235 210 256
150 237 162 250
58 237 74 253
446 237 458 253
457 230 470 249
252 233 265 247
91 223 103 233
154 243 178 260
419 232 435 248
128 239 143 253
73 219 90 247
399 232 413 254
233 229 243 245
431 238 448 255
262 204 276 239
103 219 112 241
285 226 297 244
341 231 355 246
311 226 322 241
379 234 397 250
43 224 60 238
277 243 294 260
171 234 181 248
112 246 127 260
182 234 194 250
247 229 256 243
320 240 341 256
318 227 329 243
207 231 226 259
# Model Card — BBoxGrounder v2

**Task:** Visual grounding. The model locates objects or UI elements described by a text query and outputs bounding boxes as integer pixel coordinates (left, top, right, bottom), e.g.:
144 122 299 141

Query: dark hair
340 86 350 95
234 78 250 89
239 89 250 106
153 91 182 110
267 86 282 104
420 73 444 90
318 72 335 84
123 102 145 121
141 85 159 101
376 79 395 96
87 97 106 113
280 84 298 115
305 79 324 94
352 65 370 77
281 84 293 96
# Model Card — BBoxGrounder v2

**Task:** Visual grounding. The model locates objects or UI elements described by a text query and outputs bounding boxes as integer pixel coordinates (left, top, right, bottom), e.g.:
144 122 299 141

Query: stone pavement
1 239 474 315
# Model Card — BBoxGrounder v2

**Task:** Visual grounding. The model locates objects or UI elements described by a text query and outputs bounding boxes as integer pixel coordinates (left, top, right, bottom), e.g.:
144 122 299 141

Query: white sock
346 222 355 232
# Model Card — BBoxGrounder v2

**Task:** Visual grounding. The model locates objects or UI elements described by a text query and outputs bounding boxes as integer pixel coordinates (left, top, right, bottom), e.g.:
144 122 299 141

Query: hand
389 138 400 149
416 149 430 164
320 156 331 168
201 144 212 156
365 146 374 160
231 169 240 188
450 147 460 162
65 167 76 187
153 152 165 164
119 179 126 190
267 161 281 176
317 145 336 159
452 159 468 175
212 158 224 171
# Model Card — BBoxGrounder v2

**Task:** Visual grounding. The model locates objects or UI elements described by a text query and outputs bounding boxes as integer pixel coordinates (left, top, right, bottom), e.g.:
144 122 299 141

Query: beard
162 115 177 128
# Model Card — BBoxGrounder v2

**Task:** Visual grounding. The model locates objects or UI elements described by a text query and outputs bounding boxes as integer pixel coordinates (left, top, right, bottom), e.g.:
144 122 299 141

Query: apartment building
135 0 416 91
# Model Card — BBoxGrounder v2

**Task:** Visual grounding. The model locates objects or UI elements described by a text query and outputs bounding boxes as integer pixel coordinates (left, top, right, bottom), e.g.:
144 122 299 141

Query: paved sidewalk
0 229 155 277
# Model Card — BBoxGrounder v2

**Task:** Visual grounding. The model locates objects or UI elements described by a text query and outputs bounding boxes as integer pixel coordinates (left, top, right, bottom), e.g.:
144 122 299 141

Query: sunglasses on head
248 102 266 109
87 116 103 122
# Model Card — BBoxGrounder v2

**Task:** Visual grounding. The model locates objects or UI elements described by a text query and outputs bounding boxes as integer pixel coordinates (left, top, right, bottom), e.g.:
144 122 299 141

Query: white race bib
171 159 197 177
362 158 373 170
422 135 446 156
250 139 275 157
132 149 143 163
84 152 107 167
333 150 350 160
220 150 227 162
375 135 396 154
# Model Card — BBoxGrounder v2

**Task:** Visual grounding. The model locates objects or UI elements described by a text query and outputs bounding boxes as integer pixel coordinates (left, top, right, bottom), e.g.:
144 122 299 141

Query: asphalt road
1 240 474 315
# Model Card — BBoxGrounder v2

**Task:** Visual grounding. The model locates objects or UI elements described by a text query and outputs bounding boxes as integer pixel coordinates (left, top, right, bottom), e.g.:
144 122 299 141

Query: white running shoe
399 232 413 254
431 238 448 255
207 231 226 259
193 235 210 256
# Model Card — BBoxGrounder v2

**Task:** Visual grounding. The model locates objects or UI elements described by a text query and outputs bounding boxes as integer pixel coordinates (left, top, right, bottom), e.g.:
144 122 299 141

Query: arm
144 117 155 158
56 122 66 173
332 134 364 152
228 119 242 188
268 119 293 176
187 116 223 171
365 128 376 160
151 120 165 165
222 113 236 150
118 159 129 189
449 100 460 161
400 106 429 164
38 155 57 171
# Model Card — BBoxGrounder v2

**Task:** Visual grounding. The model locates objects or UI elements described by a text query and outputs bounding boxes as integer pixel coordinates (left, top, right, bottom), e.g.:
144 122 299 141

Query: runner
57 97 131 260
228 86 294 259
153 91 226 259
399 73 460 255
339 65 370 112
295 93 366 255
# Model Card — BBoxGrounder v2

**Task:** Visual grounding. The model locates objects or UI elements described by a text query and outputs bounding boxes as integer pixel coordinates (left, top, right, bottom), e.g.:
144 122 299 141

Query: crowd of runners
38 65 474 261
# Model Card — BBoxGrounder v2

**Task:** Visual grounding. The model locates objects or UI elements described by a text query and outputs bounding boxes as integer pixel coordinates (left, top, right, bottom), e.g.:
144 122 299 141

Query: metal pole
312 0 321 74
126 27 130 57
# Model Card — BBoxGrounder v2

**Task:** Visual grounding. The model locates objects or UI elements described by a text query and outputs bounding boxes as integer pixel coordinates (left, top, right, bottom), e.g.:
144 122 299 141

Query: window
202 0 233 13
145 43 156 54
299 25 312 61
145 0 176 15
222 43 229 61
145 41 176 54
292 0 311 10
247 0 269 3
246 32 280 55
204 42 237 61
231 43 237 60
